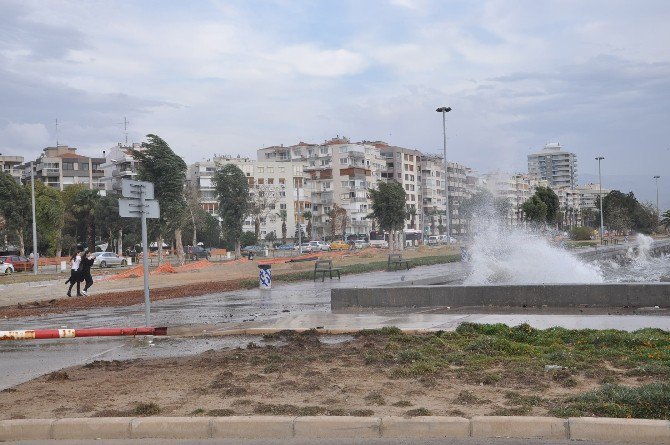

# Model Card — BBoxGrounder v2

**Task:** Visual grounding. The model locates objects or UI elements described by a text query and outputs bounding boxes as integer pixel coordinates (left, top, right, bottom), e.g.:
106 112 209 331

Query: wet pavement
1 261 669 391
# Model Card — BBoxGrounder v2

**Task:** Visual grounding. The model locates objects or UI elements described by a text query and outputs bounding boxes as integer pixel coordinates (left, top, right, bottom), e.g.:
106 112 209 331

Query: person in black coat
79 251 95 296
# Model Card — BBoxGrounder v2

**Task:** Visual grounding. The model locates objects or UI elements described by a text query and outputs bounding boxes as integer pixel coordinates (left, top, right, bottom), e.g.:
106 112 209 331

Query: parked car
0 260 14 275
93 252 128 268
309 241 330 251
353 240 370 249
276 244 295 251
242 245 265 253
0 255 32 272
329 240 350 251
297 243 313 253
186 245 210 260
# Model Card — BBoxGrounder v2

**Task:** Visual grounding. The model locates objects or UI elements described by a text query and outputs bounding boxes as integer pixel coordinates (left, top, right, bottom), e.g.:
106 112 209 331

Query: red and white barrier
0 326 167 341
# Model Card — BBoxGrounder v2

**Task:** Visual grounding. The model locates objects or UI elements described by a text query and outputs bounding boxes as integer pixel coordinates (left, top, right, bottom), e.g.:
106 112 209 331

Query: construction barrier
0 326 167 341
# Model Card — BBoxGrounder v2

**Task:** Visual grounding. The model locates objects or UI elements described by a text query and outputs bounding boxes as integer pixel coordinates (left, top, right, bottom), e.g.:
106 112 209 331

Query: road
1 260 669 390
1 439 619 445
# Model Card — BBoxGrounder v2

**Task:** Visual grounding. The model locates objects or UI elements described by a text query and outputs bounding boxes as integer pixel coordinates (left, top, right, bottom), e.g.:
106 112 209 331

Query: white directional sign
122 179 154 200
119 198 160 219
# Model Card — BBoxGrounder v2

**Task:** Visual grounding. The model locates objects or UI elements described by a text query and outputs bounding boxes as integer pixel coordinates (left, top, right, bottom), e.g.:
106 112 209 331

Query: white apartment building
483 172 548 225
100 143 142 193
22 146 105 191
528 142 578 189
259 137 386 239
188 156 308 241
377 143 423 230
0 155 24 183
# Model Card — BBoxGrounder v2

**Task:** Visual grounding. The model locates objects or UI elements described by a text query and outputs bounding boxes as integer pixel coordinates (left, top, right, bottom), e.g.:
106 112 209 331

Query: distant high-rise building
527 142 577 189
22 146 105 191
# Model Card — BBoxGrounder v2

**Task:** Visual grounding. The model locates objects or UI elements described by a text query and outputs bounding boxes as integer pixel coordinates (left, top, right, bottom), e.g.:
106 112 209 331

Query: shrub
570 227 594 241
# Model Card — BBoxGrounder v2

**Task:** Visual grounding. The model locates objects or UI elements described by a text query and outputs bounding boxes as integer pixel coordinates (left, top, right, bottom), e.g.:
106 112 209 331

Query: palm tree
278 209 287 244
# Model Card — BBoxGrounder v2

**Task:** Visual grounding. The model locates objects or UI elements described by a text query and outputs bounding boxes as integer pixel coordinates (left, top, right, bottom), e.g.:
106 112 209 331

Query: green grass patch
550 383 670 419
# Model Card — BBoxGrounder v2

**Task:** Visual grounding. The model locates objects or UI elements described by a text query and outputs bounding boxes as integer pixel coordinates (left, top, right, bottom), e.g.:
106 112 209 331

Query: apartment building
100 143 142 193
0 155 24 183
377 143 422 230
483 172 549 225
22 146 105 191
259 137 386 239
188 156 308 241
528 142 578 189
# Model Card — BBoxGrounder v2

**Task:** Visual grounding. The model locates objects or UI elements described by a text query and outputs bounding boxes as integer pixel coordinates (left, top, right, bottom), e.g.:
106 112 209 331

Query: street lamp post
30 162 38 275
436 106 452 242
596 157 605 245
653 176 660 222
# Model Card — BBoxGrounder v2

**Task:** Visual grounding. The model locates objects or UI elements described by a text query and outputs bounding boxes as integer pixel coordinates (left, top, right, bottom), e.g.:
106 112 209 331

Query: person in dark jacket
79 250 95 296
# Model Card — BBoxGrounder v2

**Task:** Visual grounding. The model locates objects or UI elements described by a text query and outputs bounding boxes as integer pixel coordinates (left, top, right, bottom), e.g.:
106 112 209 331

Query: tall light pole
30 162 38 275
436 106 452 241
653 175 660 222
595 156 605 245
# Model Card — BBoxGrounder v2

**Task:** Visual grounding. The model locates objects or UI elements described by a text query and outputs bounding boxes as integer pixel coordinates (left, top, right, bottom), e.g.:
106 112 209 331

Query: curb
1 416 669 442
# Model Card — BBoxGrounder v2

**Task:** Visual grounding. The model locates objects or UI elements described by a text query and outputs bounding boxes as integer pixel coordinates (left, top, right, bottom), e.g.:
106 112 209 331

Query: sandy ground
0 331 658 421
0 247 457 318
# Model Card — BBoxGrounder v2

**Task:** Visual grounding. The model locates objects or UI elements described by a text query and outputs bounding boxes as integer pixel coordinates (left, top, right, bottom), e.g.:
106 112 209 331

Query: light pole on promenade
30 162 38 275
436 106 452 242
596 156 605 244
653 175 660 222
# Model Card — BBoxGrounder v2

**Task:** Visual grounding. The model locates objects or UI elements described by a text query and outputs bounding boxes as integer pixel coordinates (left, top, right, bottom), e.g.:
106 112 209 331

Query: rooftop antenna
55 118 59 147
117 116 129 145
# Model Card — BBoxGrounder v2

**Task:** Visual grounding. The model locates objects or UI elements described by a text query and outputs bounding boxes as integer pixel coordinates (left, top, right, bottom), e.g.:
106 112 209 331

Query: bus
369 231 389 248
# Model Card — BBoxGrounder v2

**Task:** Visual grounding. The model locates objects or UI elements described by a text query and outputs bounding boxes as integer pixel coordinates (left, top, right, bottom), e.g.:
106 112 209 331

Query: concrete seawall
332 283 670 310
574 239 670 262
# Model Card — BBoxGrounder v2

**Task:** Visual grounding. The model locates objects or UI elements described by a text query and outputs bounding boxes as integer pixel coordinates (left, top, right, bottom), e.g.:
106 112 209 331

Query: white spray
464 218 603 285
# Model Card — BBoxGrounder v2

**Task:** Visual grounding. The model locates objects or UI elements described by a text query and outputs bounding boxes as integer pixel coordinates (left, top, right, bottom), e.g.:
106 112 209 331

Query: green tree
0 172 31 255
68 186 100 251
213 164 249 257
522 195 548 224
661 210 670 232
534 186 560 225
35 182 65 257
130 134 188 265
94 195 127 253
303 210 312 240
369 181 407 250
277 209 288 244
239 231 257 248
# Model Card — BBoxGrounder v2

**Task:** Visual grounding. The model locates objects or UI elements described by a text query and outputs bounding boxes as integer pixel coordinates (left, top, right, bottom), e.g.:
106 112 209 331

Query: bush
570 227 594 241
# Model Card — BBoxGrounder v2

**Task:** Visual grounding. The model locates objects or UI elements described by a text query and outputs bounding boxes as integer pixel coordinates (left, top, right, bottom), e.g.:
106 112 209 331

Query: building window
279 167 285 173
257 167 264 173
267 167 274 173
280 203 287 210
258 178 264 185
80 163 89 170
63 163 74 171
268 178 274 185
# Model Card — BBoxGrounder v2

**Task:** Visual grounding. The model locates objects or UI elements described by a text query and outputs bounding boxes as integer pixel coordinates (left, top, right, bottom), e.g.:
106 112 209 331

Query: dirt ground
1 329 665 420
0 246 457 318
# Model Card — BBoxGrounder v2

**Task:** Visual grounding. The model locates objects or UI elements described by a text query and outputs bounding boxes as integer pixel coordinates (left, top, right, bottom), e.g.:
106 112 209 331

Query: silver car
93 252 128 268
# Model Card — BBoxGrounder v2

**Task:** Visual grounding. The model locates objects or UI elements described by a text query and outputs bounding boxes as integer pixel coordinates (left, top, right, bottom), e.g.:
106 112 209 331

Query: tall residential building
376 142 423 230
22 146 105 191
187 156 308 241
527 142 578 189
483 172 548 225
260 137 386 239
100 143 142 193
0 155 25 183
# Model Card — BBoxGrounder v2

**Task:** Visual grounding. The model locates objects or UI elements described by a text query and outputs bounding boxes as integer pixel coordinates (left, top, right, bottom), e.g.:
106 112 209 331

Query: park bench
387 253 410 271
313 259 341 282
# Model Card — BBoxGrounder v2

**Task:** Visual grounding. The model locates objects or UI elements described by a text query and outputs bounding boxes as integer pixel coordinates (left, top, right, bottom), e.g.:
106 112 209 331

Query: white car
93 252 128 268
0 261 14 275
353 240 369 249
309 241 330 251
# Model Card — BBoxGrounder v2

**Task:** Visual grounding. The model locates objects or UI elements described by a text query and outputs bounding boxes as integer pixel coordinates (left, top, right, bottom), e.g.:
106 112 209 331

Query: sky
1 0 668 209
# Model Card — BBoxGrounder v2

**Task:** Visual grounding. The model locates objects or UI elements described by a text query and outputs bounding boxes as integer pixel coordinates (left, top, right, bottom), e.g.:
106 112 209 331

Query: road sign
119 198 160 218
121 179 154 200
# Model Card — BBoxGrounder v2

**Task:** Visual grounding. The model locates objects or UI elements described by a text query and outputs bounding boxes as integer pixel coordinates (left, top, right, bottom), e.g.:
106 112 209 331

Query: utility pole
297 178 302 254
436 107 452 242
596 157 605 245
653 176 660 222
30 162 38 275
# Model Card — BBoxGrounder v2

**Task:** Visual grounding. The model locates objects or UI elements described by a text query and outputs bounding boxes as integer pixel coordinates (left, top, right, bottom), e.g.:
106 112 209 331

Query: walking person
65 250 83 297
79 250 95 296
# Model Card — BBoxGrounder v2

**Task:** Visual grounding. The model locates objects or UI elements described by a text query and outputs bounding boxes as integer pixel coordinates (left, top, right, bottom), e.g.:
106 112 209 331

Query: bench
313 259 341 282
387 253 410 271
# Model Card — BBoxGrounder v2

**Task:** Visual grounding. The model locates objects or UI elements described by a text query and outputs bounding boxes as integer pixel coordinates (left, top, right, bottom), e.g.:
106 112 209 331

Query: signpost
119 179 160 326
